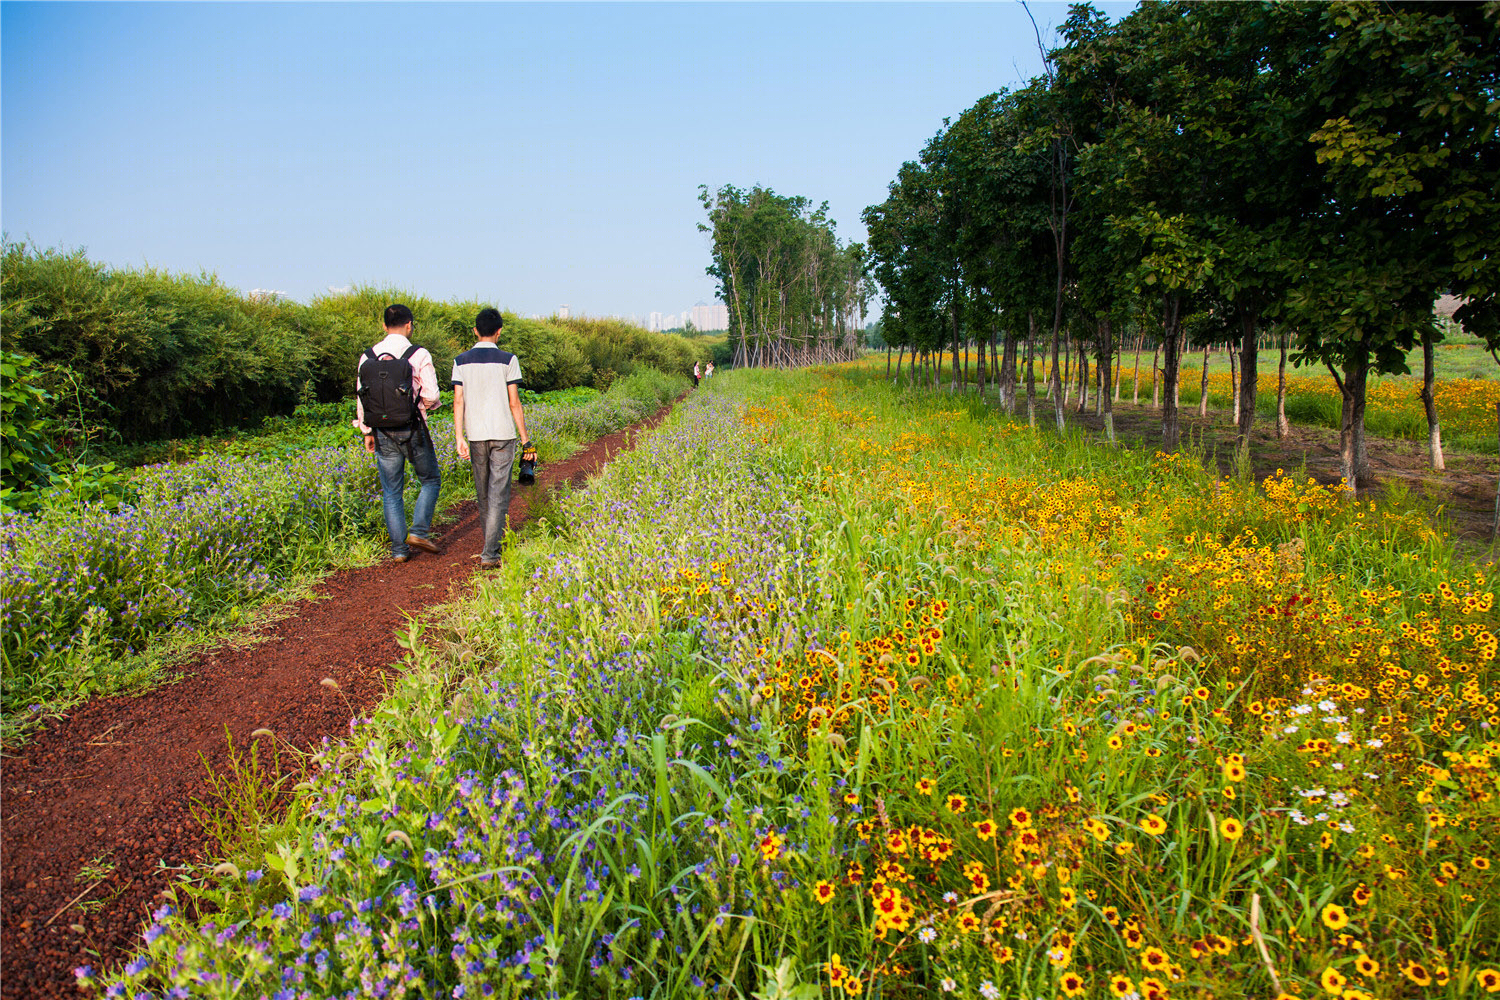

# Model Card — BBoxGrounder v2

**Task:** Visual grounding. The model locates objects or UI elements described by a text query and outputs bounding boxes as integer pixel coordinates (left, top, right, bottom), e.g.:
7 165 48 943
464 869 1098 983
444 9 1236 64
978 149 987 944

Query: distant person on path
692 361 701 388
355 304 443 563
452 307 531 570
706 361 715 379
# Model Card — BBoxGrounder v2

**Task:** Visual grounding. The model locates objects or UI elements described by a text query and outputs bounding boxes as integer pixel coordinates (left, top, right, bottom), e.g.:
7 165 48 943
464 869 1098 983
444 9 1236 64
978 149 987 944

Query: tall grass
94 368 1497 1000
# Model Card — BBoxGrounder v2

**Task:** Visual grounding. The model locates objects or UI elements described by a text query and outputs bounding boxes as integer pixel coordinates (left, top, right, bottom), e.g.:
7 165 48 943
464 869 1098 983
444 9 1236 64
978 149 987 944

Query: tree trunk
1077 347 1090 414
1229 338 1240 426
991 327 1000 404
1001 329 1018 415
886 345 891 379
895 344 904 381
1236 309 1259 461
1421 326 1444 471
1174 329 1184 412
951 298 963 393
1329 348 1371 492
1198 344 1211 418
1050 319 1066 431
1113 335 1123 402
975 330 986 399
1100 316 1115 443
1161 295 1184 452
1063 336 1073 407
1150 337 1162 409
1276 329 1290 439
1133 332 1144 406
1026 312 1037 428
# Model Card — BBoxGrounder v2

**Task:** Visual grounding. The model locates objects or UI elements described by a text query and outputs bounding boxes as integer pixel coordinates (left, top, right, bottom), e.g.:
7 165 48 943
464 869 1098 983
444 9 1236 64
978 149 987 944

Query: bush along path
0 399 678 1000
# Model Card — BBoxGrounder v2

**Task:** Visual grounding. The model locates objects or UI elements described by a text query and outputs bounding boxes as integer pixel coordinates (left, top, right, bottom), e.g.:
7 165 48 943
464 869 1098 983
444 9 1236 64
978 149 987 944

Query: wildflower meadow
0 369 683 730
88 366 1497 1000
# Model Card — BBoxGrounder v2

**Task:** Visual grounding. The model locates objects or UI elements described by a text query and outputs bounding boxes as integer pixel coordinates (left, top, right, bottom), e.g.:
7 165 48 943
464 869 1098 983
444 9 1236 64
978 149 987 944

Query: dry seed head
250 728 275 740
212 862 241 879
385 830 413 849
320 677 340 692
69 923 85 934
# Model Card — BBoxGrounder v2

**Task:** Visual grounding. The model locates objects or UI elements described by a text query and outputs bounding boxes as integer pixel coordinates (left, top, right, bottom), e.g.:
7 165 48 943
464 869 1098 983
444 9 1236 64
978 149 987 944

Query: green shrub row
1 240 707 445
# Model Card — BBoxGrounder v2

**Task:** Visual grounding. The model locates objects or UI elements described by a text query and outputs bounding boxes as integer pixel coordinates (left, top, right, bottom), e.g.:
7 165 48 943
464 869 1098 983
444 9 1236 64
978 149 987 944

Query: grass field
91 367 1498 1000
875 337 1500 454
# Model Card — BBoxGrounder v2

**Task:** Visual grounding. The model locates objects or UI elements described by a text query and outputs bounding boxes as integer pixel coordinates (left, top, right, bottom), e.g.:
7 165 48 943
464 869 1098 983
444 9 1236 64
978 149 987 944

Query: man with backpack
355 304 443 563
452 307 531 569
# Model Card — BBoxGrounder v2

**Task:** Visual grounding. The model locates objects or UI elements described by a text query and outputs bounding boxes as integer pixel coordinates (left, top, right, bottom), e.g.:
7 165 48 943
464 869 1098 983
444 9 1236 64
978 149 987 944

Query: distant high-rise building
559 304 570 319
648 311 663 332
690 302 729 331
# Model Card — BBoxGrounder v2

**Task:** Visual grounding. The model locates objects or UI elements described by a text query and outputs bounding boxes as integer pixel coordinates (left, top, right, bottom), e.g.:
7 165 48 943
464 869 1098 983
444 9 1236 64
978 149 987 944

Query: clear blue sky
2 2 1134 321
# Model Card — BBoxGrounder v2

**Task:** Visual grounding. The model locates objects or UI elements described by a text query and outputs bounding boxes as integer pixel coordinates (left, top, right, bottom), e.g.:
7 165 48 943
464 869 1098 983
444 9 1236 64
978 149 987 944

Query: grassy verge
93 368 1497 1000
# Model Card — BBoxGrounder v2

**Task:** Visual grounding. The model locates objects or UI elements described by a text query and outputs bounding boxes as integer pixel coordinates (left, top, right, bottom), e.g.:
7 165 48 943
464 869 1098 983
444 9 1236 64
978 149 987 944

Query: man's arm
508 383 529 448
355 356 375 452
454 384 469 459
416 349 441 411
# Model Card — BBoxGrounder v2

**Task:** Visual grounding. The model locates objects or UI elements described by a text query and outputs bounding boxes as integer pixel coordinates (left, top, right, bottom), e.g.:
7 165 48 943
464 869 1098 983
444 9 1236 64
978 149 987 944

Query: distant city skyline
2 3 1137 318
647 302 727 333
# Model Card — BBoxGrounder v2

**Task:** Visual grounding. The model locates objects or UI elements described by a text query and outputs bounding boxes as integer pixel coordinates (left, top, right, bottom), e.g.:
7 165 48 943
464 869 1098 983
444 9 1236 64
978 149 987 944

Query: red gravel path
1 403 674 999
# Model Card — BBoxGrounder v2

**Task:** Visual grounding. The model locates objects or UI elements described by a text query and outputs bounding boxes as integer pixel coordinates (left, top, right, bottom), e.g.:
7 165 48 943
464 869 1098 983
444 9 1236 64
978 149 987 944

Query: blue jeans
374 422 441 557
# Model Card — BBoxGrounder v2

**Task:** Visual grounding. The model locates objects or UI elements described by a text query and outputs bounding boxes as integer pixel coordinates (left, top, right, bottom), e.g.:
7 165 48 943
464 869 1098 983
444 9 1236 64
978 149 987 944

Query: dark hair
384 303 414 329
474 307 504 338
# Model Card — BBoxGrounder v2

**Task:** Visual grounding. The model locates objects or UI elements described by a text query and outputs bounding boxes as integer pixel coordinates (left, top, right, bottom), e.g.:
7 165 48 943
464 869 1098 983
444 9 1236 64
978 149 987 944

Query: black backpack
357 344 420 429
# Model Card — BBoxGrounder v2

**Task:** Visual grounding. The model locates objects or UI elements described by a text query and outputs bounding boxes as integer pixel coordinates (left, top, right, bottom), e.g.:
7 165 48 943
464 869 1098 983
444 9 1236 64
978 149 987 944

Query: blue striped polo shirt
452 343 523 441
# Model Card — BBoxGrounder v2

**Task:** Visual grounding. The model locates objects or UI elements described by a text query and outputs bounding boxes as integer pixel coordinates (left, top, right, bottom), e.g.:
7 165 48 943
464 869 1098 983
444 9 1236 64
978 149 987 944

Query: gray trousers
469 439 516 561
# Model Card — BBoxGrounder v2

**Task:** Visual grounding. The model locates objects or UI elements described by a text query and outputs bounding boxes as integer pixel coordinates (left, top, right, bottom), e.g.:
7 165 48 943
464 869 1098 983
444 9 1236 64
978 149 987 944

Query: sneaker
392 554 411 563
479 559 502 570
407 534 441 554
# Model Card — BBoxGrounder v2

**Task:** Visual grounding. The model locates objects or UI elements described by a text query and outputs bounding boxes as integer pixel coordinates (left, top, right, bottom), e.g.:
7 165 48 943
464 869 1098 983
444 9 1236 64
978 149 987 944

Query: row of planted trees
863 0 1499 488
698 184 870 370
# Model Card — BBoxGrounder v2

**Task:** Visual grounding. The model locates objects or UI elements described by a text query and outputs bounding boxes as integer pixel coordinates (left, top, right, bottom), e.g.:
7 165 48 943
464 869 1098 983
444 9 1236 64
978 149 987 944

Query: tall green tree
699 185 867 369
1304 1 1500 477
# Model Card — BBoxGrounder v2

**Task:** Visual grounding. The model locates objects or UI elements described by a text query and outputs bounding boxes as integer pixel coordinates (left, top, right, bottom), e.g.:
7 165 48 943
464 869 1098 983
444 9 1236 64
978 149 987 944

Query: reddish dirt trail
1 402 675 999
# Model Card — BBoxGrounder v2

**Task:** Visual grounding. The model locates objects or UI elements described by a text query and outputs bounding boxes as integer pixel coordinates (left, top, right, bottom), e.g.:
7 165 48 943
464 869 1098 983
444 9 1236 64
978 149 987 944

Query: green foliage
554 315 704 380
0 350 57 504
2 241 316 441
1 242 700 449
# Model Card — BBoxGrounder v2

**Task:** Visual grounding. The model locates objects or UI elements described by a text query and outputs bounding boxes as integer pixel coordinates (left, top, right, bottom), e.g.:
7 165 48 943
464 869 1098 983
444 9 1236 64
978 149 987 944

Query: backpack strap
400 344 420 361
363 347 379 363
